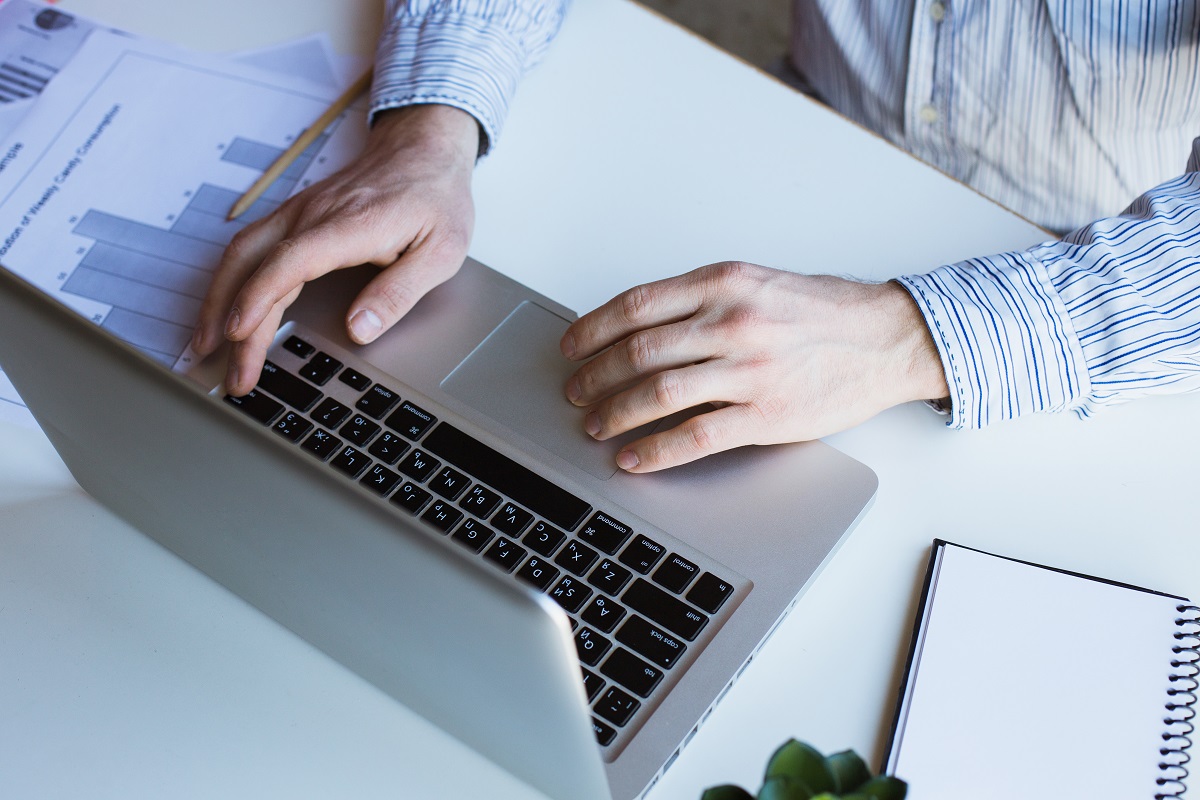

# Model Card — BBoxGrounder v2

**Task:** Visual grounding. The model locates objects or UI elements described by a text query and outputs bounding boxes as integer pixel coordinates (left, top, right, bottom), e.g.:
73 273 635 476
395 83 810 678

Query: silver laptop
0 259 876 800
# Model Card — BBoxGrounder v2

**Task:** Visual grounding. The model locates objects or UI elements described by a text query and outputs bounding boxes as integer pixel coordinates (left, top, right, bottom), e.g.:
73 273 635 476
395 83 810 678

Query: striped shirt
372 0 1200 429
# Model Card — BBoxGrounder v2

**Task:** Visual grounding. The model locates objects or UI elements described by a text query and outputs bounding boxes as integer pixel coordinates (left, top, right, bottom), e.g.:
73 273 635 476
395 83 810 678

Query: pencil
226 68 374 221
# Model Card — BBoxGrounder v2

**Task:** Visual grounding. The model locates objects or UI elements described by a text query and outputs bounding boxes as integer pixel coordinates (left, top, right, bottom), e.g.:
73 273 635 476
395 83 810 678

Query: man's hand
561 261 950 472
191 104 479 395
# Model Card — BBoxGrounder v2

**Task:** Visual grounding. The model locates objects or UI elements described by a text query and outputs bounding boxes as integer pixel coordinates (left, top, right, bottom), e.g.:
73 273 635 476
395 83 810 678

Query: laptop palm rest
441 301 644 481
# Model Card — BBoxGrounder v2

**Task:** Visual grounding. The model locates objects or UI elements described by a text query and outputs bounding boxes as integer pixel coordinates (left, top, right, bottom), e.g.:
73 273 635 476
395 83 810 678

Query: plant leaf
856 776 908 800
757 776 814 800
765 740 835 795
826 749 872 792
701 785 756 800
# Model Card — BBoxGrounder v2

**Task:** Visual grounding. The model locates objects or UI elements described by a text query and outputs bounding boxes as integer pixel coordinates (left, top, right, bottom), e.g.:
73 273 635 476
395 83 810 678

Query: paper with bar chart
0 28 366 425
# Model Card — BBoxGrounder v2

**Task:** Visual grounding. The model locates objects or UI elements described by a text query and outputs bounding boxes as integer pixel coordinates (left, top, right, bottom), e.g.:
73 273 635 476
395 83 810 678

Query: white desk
4 1 1197 798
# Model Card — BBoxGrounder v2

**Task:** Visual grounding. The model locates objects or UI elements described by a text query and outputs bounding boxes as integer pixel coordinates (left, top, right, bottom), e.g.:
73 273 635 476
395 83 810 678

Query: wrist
877 281 950 403
369 104 481 168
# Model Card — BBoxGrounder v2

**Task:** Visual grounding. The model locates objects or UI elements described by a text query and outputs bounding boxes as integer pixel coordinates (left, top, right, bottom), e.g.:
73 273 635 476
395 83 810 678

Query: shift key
621 579 708 641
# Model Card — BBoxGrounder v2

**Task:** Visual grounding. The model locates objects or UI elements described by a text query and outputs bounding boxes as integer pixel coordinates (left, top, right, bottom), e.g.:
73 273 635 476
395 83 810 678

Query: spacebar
421 423 592 531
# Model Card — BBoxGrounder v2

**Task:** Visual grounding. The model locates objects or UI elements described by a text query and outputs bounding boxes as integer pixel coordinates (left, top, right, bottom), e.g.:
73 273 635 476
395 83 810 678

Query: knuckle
619 283 656 324
624 331 658 373
651 371 685 410
706 260 756 289
683 415 719 454
374 278 417 318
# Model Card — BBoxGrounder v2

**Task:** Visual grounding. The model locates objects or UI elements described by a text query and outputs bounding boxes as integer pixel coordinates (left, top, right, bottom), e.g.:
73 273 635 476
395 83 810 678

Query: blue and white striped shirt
372 0 1200 429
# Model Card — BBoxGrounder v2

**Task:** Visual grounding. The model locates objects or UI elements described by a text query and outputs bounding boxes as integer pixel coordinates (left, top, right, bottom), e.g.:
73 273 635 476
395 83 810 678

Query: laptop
0 258 877 800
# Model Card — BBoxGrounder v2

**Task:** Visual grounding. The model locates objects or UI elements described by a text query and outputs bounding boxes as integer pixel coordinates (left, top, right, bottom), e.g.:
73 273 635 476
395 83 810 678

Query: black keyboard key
588 558 633 596
398 449 440 482
555 540 599 577
300 428 340 460
492 502 534 536
581 595 627 634
423 423 591 531
451 518 494 552
330 445 370 478
340 414 381 446
391 481 431 515
483 537 527 572
311 397 352 428
299 352 342 385
595 687 639 727
574 626 611 667
622 579 708 641
356 384 400 419
515 556 559 591
652 553 700 593
549 576 592 614
282 335 314 358
524 521 566 557
386 401 437 440
600 648 663 698
591 717 616 746
616 615 687 669
368 431 410 466
619 534 666 574
421 500 463 533
361 464 402 496
578 512 633 555
338 368 371 392
459 483 502 518
686 572 735 614
582 669 605 702
257 360 322 411
224 389 283 425
272 411 312 443
429 466 470 500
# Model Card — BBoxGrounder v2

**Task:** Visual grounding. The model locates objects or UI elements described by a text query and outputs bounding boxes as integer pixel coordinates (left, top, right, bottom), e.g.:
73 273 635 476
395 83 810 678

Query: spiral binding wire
1157 604 1199 799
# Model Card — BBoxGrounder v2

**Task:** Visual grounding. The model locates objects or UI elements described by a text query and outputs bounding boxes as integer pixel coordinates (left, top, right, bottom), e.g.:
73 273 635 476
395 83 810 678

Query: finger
567 319 712 406
223 287 299 395
562 271 707 361
192 211 292 355
345 234 469 344
586 360 738 440
614 403 765 473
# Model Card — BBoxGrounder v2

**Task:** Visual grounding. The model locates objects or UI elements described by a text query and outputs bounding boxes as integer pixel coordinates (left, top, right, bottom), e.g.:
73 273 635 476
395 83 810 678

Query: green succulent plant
700 739 907 800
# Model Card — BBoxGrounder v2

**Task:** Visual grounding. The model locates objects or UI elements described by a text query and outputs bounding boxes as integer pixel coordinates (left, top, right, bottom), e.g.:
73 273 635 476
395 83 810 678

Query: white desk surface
4 1 1197 798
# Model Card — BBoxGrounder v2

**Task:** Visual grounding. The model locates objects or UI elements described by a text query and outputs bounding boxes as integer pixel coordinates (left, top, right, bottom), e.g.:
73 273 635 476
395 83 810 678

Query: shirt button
919 104 939 124
930 2 946 21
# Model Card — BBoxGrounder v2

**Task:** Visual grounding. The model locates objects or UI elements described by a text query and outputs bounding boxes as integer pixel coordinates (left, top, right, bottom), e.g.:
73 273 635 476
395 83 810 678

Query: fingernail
191 325 207 353
616 450 639 471
224 307 240 338
567 377 582 404
561 333 576 359
225 365 241 395
585 410 601 437
349 308 383 344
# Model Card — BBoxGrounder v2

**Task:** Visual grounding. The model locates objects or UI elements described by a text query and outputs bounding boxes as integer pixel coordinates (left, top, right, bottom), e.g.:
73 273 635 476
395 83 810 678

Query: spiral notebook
885 540 1198 799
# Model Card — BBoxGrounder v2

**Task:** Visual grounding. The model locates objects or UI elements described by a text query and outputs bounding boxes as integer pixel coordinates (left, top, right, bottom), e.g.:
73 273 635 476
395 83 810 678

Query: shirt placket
903 0 951 168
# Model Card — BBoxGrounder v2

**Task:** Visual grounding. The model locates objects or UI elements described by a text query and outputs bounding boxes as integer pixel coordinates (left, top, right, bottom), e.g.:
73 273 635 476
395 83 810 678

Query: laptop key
622 579 709 641
600 648 663 698
282 335 315 358
574 626 611 667
299 352 342 385
578 512 634 554
361 464 401 496
385 400 437 440
338 367 371 392
595 686 639 727
391 481 431 515
451 518 494 552
581 669 605 702
515 556 559 591
483 537 527 572
368 431 410 465
356 384 400 419
340 414 381 446
591 718 617 747
652 553 700 594
686 572 735 614
429 466 470 500
549 576 592 614
459 483 502 518
492 502 534 537
311 397 352 428
421 500 463 533
257 360 322 412
272 411 312 443
616 615 686 669
619 534 666 574
300 428 340 460
330 445 370 479
397 449 440 482
581 595 627 634
224 389 283 425
588 558 633 596
523 521 566 557
555 539 599 577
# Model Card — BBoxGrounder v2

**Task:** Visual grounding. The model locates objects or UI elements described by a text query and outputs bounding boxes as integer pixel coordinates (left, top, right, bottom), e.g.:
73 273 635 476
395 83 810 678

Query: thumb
346 238 468 344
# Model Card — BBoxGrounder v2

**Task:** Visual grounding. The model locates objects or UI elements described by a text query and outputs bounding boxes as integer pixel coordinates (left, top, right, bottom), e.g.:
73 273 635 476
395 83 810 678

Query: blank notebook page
887 543 1181 799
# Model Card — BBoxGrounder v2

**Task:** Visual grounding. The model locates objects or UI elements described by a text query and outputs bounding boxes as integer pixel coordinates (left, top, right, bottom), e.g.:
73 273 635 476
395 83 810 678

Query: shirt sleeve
371 0 570 156
897 136 1200 429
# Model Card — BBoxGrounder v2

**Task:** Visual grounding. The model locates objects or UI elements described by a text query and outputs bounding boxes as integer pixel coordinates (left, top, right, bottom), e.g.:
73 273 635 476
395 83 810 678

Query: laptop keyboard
221 325 742 755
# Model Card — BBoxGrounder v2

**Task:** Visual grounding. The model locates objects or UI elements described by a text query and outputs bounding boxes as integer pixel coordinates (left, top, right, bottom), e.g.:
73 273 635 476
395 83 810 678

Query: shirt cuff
896 252 1091 429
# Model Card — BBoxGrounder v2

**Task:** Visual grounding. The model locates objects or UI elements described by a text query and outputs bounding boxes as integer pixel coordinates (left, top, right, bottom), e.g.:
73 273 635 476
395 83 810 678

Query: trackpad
441 302 643 481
